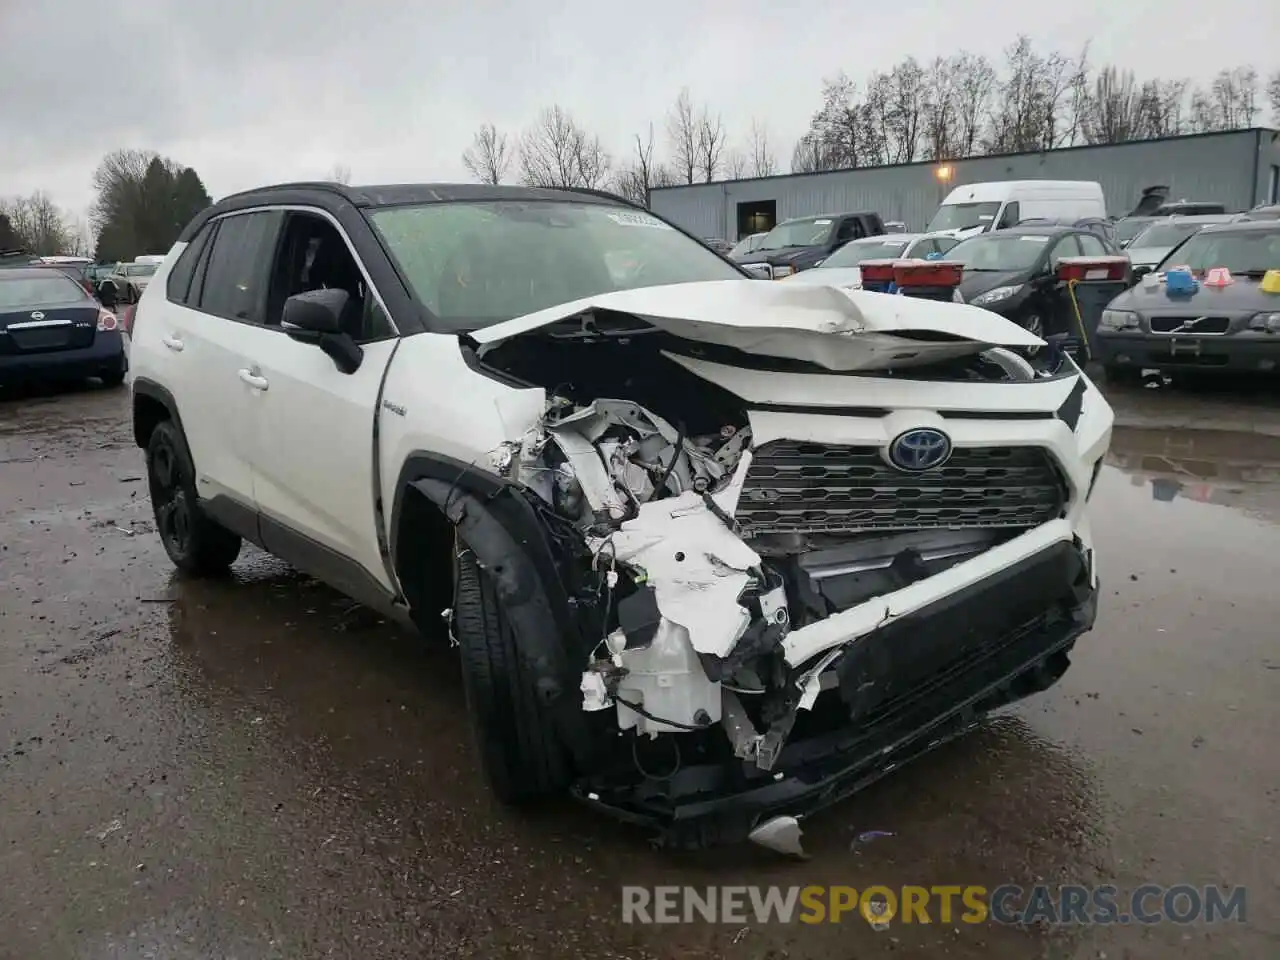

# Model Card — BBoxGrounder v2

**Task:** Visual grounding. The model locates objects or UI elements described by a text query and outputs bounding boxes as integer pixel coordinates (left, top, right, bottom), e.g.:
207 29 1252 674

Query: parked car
733 211 886 277
947 223 1123 340
728 232 768 259
927 181 1106 240
704 238 733 255
127 181 1112 849
102 260 161 304
0 266 127 386
1151 200 1226 217
1122 215 1242 272
1095 219 1280 380
780 232 959 289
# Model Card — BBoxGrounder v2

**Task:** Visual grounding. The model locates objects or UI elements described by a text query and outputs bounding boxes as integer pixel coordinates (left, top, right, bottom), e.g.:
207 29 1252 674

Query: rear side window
166 226 213 304
997 202 1020 229
197 211 283 323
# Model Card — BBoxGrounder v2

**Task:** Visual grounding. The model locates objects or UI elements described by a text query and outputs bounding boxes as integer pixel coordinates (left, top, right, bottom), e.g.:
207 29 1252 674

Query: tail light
97 309 119 332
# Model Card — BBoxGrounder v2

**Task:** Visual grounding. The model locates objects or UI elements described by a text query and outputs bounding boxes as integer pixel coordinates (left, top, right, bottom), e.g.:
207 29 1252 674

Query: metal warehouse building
649 127 1280 241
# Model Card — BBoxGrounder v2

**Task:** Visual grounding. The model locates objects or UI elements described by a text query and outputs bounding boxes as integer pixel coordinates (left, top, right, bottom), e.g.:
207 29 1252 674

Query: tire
146 420 242 576
452 547 570 804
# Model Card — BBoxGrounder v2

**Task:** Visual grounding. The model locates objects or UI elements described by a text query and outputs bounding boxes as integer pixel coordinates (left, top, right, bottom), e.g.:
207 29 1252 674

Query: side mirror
741 263 773 281
1131 264 1154 283
283 288 347 334
96 281 118 309
281 288 363 374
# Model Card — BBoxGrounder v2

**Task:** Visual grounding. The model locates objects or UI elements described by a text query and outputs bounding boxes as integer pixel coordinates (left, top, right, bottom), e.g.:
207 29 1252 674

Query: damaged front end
462 282 1107 851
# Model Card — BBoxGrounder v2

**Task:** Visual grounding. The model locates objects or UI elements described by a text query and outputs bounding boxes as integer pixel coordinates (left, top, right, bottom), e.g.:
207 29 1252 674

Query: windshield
729 234 762 257
946 234 1050 271
757 218 834 250
821 237 912 268
926 202 1000 233
123 263 157 277
1129 222 1210 249
1156 227 1280 275
1115 219 1153 244
368 200 743 332
0 274 89 308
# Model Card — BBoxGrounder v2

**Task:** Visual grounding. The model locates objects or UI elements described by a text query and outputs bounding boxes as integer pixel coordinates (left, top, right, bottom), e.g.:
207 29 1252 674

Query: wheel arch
389 451 578 705
132 378 187 452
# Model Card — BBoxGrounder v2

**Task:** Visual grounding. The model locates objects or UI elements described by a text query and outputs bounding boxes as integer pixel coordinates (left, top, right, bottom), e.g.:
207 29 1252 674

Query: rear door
156 210 282 512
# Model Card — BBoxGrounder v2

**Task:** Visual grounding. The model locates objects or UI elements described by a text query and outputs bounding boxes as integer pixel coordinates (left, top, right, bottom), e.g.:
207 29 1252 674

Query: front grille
737 441 1065 537
1149 316 1230 335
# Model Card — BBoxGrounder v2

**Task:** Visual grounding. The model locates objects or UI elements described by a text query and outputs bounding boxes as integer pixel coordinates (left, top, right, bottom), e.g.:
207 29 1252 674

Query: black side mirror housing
283 288 347 334
1132 264 1154 282
281 288 363 374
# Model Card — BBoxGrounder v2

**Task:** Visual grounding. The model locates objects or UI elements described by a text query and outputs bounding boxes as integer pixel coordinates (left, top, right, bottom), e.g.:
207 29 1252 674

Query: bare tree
921 56 958 160
790 134 827 174
746 119 778 177
723 149 748 179
885 58 926 162
0 192 75 255
461 123 512 185
952 52 996 156
610 124 673 206
986 36 1081 152
1268 71 1280 125
325 163 352 184
1080 66 1143 144
518 106 610 189
666 88 699 184
695 108 728 183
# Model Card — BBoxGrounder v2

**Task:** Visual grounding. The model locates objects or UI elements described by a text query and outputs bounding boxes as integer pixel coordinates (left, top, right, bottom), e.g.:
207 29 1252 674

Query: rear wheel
146 420 241 575
452 547 570 804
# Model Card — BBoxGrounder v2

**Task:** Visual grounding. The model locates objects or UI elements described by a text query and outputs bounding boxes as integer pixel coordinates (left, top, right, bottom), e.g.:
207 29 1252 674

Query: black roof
179 181 643 244
218 181 631 209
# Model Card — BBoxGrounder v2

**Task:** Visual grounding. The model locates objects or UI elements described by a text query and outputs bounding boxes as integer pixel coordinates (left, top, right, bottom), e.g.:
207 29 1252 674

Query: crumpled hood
470 279 1044 372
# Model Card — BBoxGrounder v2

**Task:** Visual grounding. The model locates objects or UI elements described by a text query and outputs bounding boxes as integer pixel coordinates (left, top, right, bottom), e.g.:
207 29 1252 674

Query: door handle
238 368 269 391
161 335 184 352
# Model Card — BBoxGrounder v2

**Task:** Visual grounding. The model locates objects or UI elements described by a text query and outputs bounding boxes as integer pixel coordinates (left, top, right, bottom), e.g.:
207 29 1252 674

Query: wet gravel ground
2 377 1279 959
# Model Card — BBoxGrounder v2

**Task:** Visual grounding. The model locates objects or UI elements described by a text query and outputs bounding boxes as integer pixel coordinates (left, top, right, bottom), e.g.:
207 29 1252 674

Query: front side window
368 201 742 332
197 211 282 323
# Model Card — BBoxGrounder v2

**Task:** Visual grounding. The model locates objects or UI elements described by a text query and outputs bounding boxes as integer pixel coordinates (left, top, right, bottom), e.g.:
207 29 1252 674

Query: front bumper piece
570 538 1097 848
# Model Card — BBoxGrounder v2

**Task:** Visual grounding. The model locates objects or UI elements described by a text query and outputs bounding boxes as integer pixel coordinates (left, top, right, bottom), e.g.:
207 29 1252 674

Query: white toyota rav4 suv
128 182 1113 850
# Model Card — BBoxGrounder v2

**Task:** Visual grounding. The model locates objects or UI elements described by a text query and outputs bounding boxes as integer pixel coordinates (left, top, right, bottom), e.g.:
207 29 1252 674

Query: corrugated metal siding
651 129 1274 240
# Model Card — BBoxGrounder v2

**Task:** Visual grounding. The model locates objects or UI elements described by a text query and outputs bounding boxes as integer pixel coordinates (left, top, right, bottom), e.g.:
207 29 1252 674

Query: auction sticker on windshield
1021 236 1050 242
608 212 672 229
813 219 832 225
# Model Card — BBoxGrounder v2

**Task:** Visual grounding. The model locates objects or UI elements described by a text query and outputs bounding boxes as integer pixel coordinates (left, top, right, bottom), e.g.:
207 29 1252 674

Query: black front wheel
146 420 242 576
452 547 571 804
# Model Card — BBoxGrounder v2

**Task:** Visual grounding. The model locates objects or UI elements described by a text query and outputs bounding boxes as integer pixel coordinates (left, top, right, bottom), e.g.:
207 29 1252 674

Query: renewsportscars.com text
621 884 1247 926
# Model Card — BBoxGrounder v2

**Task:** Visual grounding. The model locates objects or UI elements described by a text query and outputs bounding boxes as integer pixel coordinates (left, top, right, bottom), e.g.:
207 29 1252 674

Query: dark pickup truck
732 212 886 277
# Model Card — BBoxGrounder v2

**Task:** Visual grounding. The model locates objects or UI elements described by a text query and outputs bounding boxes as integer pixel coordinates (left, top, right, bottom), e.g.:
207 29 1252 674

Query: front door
236 209 401 602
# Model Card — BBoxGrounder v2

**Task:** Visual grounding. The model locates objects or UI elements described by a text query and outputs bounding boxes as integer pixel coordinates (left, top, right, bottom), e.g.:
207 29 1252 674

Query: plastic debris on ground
851 829 895 850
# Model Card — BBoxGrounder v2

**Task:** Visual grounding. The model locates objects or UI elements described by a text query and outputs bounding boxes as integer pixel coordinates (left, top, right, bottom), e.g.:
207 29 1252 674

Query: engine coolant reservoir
616 619 722 737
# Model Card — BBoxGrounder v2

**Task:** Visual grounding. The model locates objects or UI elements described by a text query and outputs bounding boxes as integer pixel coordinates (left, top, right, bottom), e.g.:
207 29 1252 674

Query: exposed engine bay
474 307 1069 783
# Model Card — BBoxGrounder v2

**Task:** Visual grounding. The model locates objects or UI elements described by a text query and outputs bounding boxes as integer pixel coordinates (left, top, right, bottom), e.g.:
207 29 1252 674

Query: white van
927 181 1106 239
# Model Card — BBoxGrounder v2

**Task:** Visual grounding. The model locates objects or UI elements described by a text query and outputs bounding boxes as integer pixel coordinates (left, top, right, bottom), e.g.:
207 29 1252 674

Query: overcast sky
2 0 1277 221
